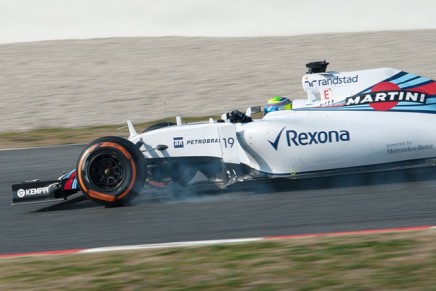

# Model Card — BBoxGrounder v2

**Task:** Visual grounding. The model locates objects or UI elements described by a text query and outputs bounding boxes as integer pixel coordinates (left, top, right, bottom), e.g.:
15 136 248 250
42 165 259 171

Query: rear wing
302 66 401 105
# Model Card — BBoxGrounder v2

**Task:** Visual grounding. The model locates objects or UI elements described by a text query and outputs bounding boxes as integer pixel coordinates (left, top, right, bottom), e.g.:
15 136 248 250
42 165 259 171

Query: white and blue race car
12 61 436 206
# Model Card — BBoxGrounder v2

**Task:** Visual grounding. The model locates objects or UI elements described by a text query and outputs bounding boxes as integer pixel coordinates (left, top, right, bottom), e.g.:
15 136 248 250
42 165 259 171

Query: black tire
142 122 176 133
76 136 146 206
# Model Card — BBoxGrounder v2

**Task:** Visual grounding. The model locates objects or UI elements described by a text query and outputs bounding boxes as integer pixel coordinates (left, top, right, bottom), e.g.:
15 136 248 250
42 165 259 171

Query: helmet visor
264 102 292 115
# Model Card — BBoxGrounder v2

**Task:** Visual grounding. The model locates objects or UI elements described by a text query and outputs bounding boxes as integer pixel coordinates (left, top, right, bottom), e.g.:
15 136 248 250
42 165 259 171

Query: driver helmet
264 96 292 115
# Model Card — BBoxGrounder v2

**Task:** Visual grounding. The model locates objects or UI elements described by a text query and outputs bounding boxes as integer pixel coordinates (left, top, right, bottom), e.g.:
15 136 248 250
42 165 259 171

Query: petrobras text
174 136 220 148
187 138 220 145
286 130 350 146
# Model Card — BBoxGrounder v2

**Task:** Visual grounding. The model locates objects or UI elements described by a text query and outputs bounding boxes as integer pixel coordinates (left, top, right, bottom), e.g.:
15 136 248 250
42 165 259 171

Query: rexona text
286 130 350 146
345 91 427 106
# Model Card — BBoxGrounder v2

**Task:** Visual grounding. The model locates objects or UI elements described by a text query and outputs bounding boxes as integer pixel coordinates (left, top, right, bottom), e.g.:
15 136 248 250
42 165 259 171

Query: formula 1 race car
12 61 436 206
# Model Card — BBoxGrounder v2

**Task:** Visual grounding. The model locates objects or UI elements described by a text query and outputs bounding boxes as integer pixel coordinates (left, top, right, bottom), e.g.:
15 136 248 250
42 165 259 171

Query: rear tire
76 136 146 206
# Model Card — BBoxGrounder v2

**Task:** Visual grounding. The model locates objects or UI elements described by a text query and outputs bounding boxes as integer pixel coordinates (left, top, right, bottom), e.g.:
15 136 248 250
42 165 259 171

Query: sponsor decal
173 137 184 148
304 80 317 87
305 75 358 88
269 127 350 150
17 187 50 198
174 137 220 148
346 91 427 107
286 130 350 146
187 138 220 145
386 140 434 154
347 81 428 111
268 127 285 150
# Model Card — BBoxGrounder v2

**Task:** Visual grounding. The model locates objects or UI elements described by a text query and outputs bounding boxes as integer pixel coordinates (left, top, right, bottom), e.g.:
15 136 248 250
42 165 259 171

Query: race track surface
1 145 436 255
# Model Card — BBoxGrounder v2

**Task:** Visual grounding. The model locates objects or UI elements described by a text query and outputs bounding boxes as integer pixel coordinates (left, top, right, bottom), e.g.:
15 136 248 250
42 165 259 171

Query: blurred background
1 0 436 132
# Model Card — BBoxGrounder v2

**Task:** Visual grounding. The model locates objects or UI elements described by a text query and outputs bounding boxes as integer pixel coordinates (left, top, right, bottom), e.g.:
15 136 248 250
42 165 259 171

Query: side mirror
156 144 168 151
245 106 262 117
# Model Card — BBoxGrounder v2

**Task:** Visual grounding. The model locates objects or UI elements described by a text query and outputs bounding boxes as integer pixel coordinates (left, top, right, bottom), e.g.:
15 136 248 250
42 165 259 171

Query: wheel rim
89 154 125 191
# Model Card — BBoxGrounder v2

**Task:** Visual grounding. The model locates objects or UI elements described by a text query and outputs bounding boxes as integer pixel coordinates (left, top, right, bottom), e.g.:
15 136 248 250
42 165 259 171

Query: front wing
11 170 79 205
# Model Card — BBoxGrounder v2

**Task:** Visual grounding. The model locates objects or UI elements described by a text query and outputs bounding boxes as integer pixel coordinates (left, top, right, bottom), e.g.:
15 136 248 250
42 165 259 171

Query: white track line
0 143 85 152
80 238 262 253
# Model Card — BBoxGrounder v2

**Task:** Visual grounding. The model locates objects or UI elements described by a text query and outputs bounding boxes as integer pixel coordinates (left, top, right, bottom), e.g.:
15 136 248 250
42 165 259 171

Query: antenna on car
127 120 137 138
305 60 329 74
164 102 169 123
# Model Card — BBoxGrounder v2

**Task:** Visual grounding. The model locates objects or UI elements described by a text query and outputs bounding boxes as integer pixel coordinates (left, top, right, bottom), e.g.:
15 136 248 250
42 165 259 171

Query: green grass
1 230 436 290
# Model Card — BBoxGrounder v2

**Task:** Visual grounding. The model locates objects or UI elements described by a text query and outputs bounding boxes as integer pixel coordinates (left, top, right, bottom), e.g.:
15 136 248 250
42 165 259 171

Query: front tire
76 136 146 206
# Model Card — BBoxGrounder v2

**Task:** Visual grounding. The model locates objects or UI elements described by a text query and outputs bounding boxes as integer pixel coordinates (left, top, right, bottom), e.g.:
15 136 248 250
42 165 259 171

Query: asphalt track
1 145 436 255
